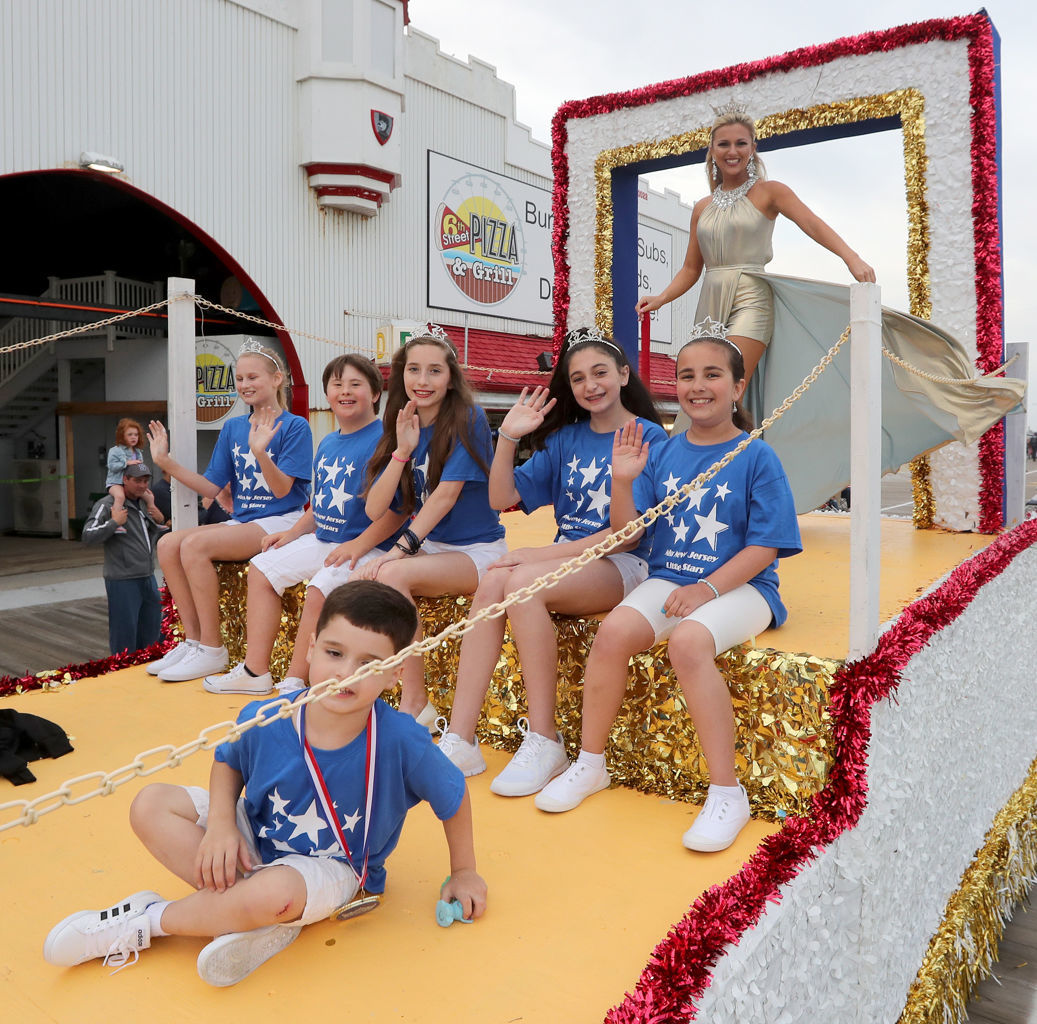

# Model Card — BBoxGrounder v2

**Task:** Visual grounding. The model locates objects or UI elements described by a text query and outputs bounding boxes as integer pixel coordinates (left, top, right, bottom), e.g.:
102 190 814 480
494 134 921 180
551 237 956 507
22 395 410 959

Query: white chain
0 324 850 833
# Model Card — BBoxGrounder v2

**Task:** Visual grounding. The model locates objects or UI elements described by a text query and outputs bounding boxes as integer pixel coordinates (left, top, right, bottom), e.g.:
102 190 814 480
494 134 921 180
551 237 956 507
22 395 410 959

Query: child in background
106 418 146 533
437 328 666 797
535 323 801 853
43 580 487 987
145 338 313 683
204 354 406 696
359 328 506 726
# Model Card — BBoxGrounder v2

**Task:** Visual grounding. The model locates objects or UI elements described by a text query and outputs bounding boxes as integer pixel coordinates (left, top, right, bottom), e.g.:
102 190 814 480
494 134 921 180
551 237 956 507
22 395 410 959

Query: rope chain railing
0 290 1007 392
0 324 851 833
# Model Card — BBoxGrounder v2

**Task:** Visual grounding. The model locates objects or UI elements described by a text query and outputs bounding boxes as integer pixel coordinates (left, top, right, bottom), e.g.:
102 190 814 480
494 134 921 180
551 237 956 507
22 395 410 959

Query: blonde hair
237 343 290 409
705 112 768 191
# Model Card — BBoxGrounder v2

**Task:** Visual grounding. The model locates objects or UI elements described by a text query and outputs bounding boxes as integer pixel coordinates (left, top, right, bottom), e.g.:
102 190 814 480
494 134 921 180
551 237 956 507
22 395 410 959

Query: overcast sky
410 0 1035 425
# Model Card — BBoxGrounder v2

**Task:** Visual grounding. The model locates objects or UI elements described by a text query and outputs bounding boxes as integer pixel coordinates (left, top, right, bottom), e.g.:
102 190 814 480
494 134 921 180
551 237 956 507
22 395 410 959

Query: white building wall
1 0 696 412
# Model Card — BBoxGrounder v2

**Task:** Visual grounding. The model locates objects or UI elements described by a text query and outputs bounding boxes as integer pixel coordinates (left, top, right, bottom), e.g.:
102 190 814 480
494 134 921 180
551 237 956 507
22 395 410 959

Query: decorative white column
166 278 198 532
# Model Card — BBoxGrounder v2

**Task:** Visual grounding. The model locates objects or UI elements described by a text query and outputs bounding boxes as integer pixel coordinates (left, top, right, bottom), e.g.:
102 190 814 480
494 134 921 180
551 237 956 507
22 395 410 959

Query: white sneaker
158 644 229 682
534 758 610 813
43 890 162 969
203 662 274 696
415 700 439 733
490 719 568 797
436 722 487 777
196 924 300 987
682 784 752 852
146 640 195 675
276 676 306 695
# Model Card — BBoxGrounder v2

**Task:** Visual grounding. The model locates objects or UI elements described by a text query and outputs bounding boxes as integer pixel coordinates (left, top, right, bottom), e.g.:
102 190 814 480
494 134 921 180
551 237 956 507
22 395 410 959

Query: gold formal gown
680 194 1025 514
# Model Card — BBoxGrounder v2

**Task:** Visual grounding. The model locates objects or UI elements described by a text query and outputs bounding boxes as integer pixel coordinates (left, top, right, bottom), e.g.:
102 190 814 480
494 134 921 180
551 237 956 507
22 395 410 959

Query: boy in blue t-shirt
43 581 487 987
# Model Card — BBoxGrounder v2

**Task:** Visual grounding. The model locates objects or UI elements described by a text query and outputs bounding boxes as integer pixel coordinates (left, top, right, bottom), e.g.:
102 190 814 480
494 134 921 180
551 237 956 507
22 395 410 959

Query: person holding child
105 418 147 533
204 354 406 696
145 338 313 683
358 328 506 726
437 327 666 797
43 580 486 987
535 322 802 853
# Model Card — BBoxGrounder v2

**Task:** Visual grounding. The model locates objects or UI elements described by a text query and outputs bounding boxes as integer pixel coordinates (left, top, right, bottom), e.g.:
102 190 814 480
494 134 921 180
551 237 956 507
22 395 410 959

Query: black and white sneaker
43 890 162 970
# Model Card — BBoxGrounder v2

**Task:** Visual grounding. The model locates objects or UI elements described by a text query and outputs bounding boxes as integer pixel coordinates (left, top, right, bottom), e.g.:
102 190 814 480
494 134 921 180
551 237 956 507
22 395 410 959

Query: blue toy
435 898 472 928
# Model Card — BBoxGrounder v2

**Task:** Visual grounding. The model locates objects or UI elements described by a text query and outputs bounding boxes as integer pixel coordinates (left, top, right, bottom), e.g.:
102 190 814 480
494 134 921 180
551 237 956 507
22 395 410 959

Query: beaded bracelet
496 428 521 444
701 579 720 601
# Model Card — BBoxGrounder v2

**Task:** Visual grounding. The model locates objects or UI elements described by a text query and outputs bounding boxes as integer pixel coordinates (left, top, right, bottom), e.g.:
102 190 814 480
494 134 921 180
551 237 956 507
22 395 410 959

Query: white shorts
421 537 509 581
602 552 649 598
227 510 305 536
251 533 384 596
618 578 773 656
185 785 359 927
308 548 389 597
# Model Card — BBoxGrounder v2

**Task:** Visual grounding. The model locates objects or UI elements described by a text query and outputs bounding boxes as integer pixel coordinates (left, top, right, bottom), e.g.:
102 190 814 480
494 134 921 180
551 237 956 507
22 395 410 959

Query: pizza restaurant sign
427 152 553 326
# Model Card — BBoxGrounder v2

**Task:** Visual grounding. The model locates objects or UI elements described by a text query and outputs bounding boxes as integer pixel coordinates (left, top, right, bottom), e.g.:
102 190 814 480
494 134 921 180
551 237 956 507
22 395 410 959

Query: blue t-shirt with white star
513 417 667 560
215 697 465 894
411 407 504 545
204 411 313 523
633 431 801 626
311 420 396 544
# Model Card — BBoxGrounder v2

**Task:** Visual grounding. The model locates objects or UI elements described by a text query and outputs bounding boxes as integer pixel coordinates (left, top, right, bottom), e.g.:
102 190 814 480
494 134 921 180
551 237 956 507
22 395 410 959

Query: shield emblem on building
371 111 394 146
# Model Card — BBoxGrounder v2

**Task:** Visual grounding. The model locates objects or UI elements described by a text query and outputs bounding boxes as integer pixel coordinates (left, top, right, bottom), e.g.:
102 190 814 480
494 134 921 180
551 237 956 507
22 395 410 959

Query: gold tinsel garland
589 90 937 526
211 567 837 820
898 754 1037 1023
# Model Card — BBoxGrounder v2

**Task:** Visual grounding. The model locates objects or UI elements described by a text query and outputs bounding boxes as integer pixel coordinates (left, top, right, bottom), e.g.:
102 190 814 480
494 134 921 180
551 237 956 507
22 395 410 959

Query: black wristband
396 528 422 556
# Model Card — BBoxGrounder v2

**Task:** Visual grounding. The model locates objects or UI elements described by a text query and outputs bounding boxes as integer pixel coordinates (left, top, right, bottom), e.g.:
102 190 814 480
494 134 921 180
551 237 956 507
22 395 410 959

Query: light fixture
536 351 554 372
79 151 124 174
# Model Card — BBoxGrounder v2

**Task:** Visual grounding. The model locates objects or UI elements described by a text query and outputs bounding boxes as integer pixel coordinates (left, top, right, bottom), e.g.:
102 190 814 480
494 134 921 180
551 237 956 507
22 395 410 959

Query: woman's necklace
711 171 758 210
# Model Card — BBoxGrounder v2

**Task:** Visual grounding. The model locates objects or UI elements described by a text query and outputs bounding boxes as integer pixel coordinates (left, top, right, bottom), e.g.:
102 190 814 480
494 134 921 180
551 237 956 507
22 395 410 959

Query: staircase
0 273 164 441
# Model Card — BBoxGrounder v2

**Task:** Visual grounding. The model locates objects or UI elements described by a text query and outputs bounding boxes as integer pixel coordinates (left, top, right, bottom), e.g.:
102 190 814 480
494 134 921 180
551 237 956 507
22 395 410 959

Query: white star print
344 461 356 478
232 443 244 462
685 485 709 511
414 454 430 483
286 800 328 845
693 505 730 550
269 788 289 818
715 482 731 501
313 488 325 508
328 482 352 514
324 458 343 485
565 490 574 502
663 472 681 494
271 838 297 853
341 808 362 832
317 454 327 475
579 458 602 486
239 473 253 491
673 518 690 542
566 455 581 474
242 449 258 471
252 468 271 494
585 479 610 518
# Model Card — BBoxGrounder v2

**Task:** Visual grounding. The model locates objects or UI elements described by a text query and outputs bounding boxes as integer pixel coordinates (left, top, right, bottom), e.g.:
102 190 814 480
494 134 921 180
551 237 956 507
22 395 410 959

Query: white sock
576 750 605 771
709 783 744 797
146 900 171 937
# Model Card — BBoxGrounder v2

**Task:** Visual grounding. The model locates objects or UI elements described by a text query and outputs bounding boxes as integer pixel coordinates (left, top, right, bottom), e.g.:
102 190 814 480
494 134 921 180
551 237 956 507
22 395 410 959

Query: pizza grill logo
434 180 524 306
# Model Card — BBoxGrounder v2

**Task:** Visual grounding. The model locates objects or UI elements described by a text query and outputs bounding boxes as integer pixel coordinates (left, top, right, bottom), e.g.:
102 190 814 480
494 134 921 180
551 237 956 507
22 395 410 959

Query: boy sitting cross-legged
43 580 487 987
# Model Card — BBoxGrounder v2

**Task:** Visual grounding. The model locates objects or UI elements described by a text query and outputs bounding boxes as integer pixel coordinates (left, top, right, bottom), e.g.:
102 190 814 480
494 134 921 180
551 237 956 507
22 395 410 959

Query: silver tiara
422 323 450 342
564 326 623 356
688 317 740 350
710 100 753 120
238 337 281 367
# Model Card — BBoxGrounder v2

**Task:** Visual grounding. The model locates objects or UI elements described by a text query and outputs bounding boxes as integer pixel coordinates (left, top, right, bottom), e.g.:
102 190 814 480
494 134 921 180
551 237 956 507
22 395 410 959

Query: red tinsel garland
551 12 1007 530
606 515 1037 1022
0 589 180 698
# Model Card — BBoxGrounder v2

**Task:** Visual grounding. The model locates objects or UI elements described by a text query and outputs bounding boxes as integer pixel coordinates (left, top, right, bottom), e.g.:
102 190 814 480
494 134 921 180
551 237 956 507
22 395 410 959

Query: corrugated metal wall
1 0 687 409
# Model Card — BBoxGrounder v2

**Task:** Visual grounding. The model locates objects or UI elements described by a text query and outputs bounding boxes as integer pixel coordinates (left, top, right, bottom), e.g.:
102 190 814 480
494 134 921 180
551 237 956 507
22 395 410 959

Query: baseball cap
123 463 152 479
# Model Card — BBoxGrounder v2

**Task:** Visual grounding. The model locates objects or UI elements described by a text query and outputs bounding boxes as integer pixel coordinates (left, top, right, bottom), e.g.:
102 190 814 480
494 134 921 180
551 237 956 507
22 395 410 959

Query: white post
167 278 198 532
849 282 882 661
1003 341 1029 529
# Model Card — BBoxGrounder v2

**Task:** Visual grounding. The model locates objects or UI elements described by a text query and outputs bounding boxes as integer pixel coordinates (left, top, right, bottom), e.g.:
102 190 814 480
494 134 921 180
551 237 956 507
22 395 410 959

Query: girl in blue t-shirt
359 329 506 723
145 339 313 683
437 328 666 799
536 326 801 855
